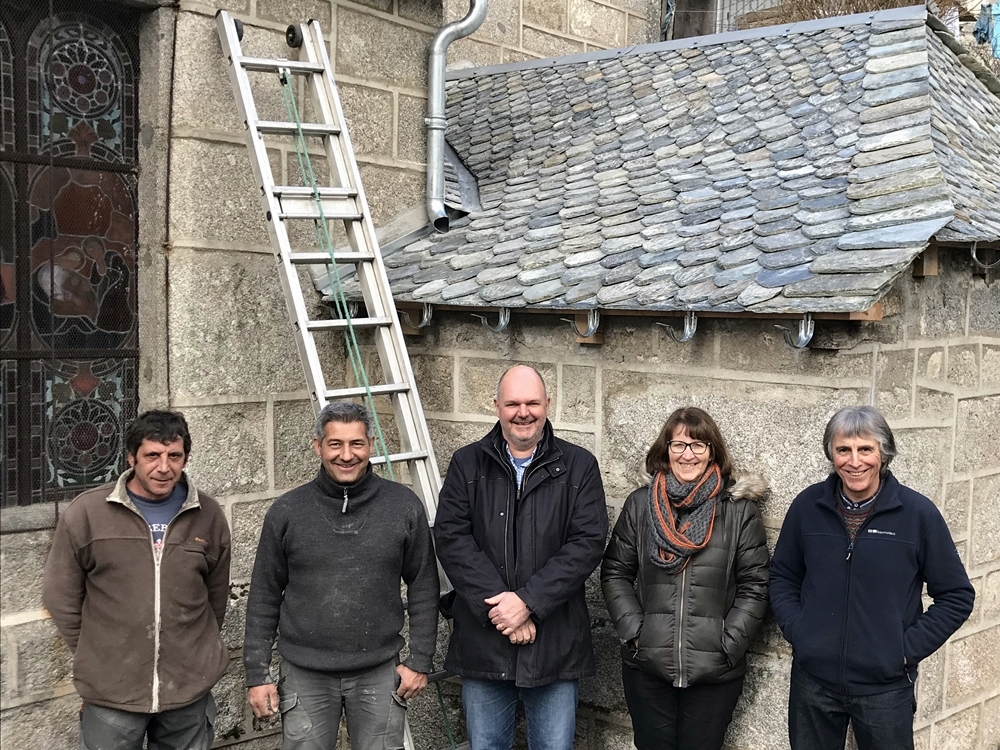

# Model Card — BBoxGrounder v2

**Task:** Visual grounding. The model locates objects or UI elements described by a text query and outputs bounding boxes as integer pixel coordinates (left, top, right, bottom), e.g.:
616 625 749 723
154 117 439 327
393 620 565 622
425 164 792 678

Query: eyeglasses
667 441 710 455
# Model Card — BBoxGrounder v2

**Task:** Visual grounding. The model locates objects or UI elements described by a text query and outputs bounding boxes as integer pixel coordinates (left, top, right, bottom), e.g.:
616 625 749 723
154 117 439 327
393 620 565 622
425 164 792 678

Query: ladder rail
216 12 444 527
216 12 331 408
216 22 453 750
299 21 444 518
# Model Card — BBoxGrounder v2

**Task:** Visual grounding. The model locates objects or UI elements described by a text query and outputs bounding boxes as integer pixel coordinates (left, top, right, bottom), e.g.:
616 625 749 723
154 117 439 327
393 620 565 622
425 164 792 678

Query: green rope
278 69 395 481
434 681 459 749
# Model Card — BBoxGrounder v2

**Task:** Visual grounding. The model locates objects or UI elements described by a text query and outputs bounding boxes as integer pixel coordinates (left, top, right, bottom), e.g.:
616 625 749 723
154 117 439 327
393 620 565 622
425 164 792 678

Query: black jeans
788 662 916 750
79 693 215 750
621 663 745 750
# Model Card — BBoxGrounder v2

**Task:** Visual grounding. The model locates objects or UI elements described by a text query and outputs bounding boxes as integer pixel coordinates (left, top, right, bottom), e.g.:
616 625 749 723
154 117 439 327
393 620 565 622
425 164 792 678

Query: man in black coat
435 364 608 750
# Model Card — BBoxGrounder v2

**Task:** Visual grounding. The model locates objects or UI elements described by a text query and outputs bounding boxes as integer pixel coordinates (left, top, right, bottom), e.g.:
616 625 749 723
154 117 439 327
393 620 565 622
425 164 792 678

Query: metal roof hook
329 300 359 318
401 303 434 329
971 241 1000 271
472 308 510 333
776 313 814 349
562 309 600 338
657 311 698 343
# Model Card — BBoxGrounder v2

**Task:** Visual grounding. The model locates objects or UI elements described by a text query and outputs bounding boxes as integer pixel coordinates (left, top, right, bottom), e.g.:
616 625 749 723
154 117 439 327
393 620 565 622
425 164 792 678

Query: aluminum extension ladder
216 12 455 748
215 11 442 519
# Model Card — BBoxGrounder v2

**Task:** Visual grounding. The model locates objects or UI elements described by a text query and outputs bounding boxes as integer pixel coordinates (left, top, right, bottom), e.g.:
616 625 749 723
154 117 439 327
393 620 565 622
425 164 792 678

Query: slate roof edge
444 5 928 82
925 12 1000 96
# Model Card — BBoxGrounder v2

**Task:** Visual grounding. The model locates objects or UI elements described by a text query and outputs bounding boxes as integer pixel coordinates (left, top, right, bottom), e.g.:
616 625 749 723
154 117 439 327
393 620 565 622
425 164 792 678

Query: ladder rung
288 252 375 264
274 186 357 198
256 121 342 136
371 450 430 465
325 383 411 399
279 209 363 221
305 317 391 331
278 193 360 220
239 57 324 73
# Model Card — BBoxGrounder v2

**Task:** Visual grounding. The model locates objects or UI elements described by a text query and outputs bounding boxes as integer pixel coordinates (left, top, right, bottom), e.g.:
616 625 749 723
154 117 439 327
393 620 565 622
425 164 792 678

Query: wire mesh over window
1 0 140 511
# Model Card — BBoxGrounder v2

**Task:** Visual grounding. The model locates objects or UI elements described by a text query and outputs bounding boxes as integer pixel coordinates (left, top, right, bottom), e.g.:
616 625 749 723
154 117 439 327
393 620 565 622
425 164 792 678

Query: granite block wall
1 0 995 749
404 254 1000 750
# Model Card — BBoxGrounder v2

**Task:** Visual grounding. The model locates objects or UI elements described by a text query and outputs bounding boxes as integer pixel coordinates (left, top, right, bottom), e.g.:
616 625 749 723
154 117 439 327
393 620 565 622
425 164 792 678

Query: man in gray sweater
244 402 438 750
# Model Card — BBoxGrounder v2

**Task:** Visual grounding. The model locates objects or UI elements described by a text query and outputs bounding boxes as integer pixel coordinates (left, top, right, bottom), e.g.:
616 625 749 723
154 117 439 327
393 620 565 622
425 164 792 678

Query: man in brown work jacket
43 410 231 750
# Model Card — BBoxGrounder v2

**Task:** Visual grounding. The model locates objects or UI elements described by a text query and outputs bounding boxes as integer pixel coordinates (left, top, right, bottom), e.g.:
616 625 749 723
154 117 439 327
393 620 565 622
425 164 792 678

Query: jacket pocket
720 625 737 668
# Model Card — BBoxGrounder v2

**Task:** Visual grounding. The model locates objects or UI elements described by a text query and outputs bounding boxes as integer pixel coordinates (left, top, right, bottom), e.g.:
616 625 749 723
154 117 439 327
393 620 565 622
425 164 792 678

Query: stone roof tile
365 7 1000 314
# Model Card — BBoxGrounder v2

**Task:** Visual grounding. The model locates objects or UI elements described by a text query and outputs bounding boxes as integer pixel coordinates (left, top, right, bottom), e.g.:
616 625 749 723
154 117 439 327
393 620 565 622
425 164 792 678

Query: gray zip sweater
244 466 438 685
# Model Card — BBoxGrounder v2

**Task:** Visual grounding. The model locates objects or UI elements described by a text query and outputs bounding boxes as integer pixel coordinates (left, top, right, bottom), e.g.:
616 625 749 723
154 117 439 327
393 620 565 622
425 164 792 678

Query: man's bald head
495 365 547 400
494 365 550 457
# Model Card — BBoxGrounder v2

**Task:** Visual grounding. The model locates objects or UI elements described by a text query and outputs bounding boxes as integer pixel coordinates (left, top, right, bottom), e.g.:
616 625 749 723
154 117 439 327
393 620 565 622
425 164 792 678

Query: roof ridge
835 16 954 258
444 5 928 83
924 27 1000 241
924 13 1000 97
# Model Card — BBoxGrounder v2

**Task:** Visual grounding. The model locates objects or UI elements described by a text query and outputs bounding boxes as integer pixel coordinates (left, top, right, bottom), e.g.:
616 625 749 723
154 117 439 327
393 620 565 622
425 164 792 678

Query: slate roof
340 6 1000 313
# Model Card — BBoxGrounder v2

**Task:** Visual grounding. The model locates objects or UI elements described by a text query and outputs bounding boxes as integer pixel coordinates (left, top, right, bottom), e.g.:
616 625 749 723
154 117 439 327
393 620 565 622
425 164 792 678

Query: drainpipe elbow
425 0 488 231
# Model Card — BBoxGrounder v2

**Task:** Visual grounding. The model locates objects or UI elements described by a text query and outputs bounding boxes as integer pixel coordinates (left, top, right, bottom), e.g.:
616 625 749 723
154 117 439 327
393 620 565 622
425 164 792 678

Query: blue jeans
789 662 916 750
462 679 578 750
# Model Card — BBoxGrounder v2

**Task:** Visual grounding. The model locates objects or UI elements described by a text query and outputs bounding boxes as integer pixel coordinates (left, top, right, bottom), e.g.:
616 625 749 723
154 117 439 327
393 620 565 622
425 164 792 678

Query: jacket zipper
342 486 349 513
493 446 557 591
151 532 162 713
839 535 852 693
831 503 884 694
503 482 512 590
122 500 195 713
676 563 689 688
513 455 558 588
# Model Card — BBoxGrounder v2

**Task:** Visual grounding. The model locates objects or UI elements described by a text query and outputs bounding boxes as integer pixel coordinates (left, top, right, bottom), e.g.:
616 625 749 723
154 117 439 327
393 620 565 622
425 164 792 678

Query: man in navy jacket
770 405 973 750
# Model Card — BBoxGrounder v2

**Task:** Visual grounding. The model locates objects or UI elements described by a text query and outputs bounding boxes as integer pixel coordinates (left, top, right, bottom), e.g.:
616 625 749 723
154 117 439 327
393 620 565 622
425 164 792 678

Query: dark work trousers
276 658 407 750
788 661 916 750
79 692 215 750
621 663 745 750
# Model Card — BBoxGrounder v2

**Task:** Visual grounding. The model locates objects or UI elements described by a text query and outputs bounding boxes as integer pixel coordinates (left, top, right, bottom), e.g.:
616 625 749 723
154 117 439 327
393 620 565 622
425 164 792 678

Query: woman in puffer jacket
601 406 769 750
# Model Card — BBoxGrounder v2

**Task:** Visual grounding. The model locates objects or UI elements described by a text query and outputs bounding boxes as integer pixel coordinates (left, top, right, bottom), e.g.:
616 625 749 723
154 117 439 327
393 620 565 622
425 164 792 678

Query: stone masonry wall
0 0 662 746
401 250 1000 750
1 0 995 748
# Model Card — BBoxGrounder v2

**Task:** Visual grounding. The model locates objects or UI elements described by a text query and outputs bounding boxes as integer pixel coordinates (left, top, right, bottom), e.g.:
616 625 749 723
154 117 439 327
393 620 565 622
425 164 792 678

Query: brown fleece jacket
43 471 231 713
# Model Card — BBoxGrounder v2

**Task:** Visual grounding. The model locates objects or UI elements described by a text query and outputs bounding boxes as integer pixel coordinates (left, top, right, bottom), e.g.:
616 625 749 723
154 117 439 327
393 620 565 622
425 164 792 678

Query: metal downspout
426 0 488 233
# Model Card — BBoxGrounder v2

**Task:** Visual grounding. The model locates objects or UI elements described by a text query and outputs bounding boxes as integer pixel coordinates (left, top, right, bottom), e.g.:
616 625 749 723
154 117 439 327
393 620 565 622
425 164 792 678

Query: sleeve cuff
403 655 433 674
245 669 273 687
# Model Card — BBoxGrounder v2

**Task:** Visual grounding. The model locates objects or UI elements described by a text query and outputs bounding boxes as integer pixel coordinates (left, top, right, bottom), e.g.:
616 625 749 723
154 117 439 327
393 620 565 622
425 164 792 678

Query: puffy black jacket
770 472 974 695
601 475 769 687
434 421 608 687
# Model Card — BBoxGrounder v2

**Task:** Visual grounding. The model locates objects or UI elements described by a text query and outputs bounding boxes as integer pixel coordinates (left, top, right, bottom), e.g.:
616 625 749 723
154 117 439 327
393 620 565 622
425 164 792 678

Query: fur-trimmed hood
633 470 769 502
728 473 769 503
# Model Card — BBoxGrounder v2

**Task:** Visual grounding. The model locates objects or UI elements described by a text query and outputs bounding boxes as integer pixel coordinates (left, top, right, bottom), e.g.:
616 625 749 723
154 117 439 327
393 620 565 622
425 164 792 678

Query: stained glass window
1 0 140 510
0 22 12 152
27 13 136 161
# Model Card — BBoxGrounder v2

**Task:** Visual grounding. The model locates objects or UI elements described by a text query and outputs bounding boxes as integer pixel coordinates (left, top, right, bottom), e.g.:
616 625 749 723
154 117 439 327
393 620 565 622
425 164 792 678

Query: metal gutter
426 0 489 233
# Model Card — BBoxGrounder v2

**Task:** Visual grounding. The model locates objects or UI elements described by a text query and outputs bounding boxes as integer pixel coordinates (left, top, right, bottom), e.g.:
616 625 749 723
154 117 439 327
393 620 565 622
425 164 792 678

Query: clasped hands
485 591 536 645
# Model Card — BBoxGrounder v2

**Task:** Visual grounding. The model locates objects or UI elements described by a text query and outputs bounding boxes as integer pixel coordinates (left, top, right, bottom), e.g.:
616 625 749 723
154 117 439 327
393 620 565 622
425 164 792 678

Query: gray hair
315 401 372 440
823 405 897 474
495 364 548 400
